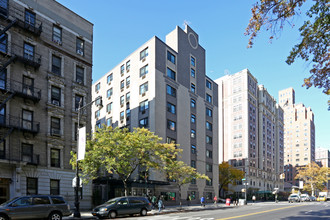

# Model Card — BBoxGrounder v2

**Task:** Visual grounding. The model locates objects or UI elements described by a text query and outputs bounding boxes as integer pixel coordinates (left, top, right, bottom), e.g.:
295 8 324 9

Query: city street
65 202 330 220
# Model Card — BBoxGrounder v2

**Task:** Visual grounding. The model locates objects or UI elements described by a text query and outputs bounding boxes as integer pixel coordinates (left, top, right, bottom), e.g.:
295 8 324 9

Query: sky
57 0 329 149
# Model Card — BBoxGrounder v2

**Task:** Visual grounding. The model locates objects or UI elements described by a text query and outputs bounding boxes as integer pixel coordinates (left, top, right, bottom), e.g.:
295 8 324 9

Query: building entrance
0 178 10 204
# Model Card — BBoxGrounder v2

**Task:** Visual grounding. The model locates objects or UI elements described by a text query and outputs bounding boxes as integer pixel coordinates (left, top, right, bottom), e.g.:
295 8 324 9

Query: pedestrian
158 196 163 212
200 196 205 207
213 195 218 205
252 195 256 203
151 195 157 209
186 194 191 206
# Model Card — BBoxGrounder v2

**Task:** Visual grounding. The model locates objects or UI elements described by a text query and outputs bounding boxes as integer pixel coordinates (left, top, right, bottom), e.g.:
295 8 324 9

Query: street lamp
74 96 102 218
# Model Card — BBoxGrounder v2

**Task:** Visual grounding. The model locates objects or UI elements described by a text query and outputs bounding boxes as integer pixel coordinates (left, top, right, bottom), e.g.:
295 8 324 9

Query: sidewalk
64 203 236 219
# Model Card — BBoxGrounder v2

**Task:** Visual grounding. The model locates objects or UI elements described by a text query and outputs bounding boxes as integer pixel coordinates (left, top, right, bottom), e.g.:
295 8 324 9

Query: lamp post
74 97 102 218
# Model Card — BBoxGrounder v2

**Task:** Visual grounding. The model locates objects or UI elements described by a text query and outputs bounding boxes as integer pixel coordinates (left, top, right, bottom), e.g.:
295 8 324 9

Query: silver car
0 195 71 220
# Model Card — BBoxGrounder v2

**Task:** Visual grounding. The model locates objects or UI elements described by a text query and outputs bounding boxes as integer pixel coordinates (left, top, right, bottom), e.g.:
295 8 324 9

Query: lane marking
217 204 304 220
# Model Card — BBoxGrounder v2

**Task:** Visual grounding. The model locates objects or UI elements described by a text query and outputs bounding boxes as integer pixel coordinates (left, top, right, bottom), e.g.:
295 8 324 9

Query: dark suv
92 196 152 219
0 195 71 220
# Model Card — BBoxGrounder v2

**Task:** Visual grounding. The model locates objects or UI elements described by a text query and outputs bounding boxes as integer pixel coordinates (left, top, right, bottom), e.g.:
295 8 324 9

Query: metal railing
0 78 41 101
0 114 40 133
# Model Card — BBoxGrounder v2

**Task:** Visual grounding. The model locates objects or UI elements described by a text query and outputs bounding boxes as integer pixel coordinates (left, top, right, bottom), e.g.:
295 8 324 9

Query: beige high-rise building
92 25 219 205
279 88 315 186
216 69 284 197
0 0 93 208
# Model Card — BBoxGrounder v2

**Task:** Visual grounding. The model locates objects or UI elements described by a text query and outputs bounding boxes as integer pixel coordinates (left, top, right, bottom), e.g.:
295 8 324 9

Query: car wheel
48 212 62 220
0 214 8 220
140 208 147 216
108 211 116 219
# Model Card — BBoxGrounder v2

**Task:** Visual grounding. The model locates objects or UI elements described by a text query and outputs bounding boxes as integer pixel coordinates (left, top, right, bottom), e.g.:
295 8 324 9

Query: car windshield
105 198 119 205
290 195 297 198
1 197 18 206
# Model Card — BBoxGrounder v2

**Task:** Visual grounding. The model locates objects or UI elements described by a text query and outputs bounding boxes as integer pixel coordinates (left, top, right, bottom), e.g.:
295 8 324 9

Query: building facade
216 69 284 197
278 88 315 186
92 25 219 205
315 148 330 190
0 0 93 208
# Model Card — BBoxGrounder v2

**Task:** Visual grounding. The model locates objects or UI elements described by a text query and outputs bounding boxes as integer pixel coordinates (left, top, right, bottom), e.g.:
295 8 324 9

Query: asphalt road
109 202 330 220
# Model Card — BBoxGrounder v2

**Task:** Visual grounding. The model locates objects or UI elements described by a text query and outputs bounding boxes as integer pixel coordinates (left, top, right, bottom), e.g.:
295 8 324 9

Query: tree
71 126 178 196
165 160 210 207
295 162 330 196
218 162 245 197
245 0 330 98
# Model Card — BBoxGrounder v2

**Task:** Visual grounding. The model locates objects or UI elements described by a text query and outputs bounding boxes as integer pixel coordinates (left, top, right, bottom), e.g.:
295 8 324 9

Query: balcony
0 79 41 102
0 114 40 134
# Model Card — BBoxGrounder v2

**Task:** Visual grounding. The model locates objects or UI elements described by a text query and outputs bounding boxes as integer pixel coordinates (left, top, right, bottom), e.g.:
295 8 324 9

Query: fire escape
0 1 42 164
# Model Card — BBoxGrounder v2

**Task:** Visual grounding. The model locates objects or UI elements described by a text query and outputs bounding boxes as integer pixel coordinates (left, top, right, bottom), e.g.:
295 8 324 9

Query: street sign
242 178 246 181
72 177 83 187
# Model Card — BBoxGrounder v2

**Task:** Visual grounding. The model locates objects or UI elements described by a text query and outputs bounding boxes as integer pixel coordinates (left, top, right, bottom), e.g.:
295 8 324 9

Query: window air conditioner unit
142 75 146 79
52 100 60 106
76 79 83 85
51 128 61 136
120 104 124 108
121 88 124 92
127 69 130 72
108 96 111 100
107 111 111 114
126 85 130 89
142 93 146 97
77 49 83 56
142 57 146 62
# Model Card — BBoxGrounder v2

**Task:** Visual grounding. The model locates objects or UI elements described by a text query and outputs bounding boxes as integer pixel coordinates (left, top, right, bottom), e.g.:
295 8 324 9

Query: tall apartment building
278 88 315 186
92 25 219 205
216 69 284 197
0 0 93 208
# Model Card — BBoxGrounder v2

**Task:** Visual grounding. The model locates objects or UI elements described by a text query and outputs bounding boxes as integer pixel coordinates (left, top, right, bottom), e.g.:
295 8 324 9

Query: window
107 88 113 98
106 102 113 113
95 110 100 119
76 66 84 84
52 25 62 44
167 51 176 64
206 94 212 103
120 80 125 90
76 38 84 56
126 109 130 121
0 141 4 159
206 121 212 131
206 178 212 186
75 94 83 110
140 82 148 94
206 150 213 158
191 83 196 93
51 148 60 167
140 65 148 78
139 100 149 112
191 114 196 123
191 129 196 138
167 120 176 131
27 177 37 195
191 160 196 168
206 136 212 144
51 55 61 75
206 80 212 89
0 1 8 17
140 47 148 60
191 56 195 67
51 117 60 136
166 68 176 80
191 68 195 78
106 117 112 127
126 60 130 72
22 109 33 130
120 95 125 106
0 34 7 53
51 86 61 106
50 179 60 195
22 75 33 95
206 163 213 172
206 108 212 117
191 145 196 154
107 73 113 84
0 105 4 124
167 137 176 144
191 98 196 108
166 85 176 97
139 118 148 128
23 43 34 60
120 111 124 121
22 143 33 163
120 64 125 75
95 83 100 92
126 92 130 102
191 178 196 185
25 10 35 27
126 76 130 87
167 102 176 114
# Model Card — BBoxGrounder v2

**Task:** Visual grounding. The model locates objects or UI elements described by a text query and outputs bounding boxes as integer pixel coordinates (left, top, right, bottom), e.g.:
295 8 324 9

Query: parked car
309 196 316 201
91 196 152 219
0 195 71 220
317 195 327 202
300 194 310 202
288 194 301 203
